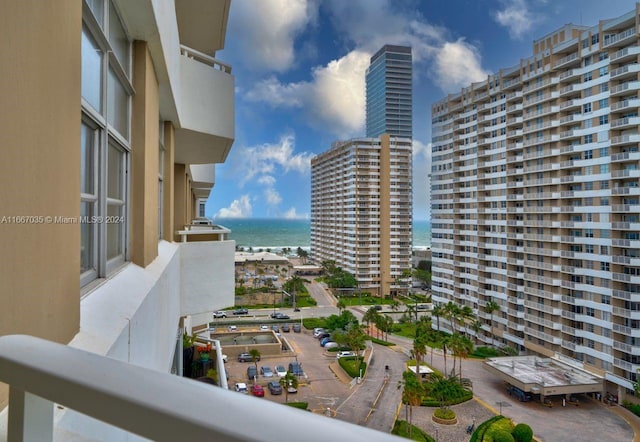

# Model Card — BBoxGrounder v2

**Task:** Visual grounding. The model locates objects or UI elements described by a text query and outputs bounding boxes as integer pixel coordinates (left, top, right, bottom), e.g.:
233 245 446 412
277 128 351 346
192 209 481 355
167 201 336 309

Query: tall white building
431 4 640 402
311 135 412 297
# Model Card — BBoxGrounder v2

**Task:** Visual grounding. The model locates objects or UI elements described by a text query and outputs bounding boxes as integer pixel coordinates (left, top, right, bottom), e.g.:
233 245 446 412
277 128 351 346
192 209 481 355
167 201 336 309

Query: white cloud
228 0 318 72
215 195 252 218
246 50 370 138
245 0 491 129
434 39 489 93
283 207 308 220
264 188 282 206
493 0 537 39
412 140 432 220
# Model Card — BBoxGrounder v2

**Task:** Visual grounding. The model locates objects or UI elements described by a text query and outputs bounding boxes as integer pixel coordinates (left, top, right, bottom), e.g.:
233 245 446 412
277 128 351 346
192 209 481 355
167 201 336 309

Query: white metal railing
0 335 395 442
180 45 232 73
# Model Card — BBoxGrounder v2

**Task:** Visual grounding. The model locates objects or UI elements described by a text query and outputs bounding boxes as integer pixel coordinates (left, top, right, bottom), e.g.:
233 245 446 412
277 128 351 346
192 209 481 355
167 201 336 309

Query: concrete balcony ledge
175 45 235 165
0 335 391 442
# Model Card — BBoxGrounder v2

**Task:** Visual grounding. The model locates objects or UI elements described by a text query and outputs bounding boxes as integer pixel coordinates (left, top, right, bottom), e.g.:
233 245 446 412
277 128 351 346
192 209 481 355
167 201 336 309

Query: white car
228 325 237 331
336 351 356 359
213 311 227 318
234 382 248 394
275 365 287 377
313 328 326 338
260 325 269 331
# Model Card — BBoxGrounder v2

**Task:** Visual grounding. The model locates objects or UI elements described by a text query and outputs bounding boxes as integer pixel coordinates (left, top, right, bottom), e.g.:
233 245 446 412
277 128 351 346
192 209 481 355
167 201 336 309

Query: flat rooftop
484 355 602 397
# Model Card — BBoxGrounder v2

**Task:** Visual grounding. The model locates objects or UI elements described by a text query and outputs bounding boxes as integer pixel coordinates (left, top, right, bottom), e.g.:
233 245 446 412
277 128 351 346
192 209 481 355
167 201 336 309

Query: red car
251 384 265 397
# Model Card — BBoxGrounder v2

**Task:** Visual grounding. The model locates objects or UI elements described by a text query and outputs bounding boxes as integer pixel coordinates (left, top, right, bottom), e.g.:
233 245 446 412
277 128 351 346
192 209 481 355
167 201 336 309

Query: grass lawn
392 420 435 441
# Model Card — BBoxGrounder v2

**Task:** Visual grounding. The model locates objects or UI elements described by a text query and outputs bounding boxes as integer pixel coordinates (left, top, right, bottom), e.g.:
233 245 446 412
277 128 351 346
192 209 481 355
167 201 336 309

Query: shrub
623 401 640 417
302 317 327 329
391 420 435 441
368 336 395 346
433 407 455 420
470 416 504 442
493 430 516 442
512 423 533 442
286 402 308 410
339 357 367 378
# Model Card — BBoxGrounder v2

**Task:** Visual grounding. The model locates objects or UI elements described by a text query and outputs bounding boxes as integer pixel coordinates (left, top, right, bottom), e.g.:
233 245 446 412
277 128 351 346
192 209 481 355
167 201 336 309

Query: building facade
431 5 640 401
311 135 412 296
366 45 413 139
1 0 235 437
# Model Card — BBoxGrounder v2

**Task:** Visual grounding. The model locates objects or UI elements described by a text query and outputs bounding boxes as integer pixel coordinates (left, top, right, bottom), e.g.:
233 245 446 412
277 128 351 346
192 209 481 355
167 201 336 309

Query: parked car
247 366 258 380
324 342 339 350
238 352 260 362
272 325 280 334
228 325 237 331
268 381 283 395
313 328 326 338
287 380 297 394
270 312 290 319
281 324 290 332
288 362 304 376
213 311 227 318
320 337 334 347
259 325 269 331
372 305 382 311
251 384 265 397
275 365 287 377
336 351 356 359
416 304 430 311
234 383 248 394
260 366 274 377
232 308 249 315
507 385 532 402
292 324 301 333
316 332 330 340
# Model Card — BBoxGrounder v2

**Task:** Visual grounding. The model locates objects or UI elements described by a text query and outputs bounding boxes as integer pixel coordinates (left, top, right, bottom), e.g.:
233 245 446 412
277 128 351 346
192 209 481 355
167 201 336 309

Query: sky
208 0 635 221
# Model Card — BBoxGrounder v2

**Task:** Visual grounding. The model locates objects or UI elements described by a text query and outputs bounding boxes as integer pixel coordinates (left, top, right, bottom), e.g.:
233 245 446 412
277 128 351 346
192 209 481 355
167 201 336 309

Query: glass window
81 28 102 111
107 67 129 139
108 2 130 73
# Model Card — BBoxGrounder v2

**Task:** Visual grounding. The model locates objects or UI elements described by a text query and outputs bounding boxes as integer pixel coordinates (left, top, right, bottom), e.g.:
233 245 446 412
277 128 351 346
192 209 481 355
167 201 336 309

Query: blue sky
208 0 634 221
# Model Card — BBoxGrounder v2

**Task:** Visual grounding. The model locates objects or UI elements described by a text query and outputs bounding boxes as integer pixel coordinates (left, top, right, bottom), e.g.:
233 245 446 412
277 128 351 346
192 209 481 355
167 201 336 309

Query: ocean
215 218 431 250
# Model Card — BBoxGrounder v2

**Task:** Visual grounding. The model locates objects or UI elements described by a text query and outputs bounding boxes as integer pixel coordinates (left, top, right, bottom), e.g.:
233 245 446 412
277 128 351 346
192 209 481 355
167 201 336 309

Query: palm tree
280 371 298 403
471 319 482 344
336 299 346 313
362 307 380 337
413 334 428 384
249 349 261 371
432 304 444 332
439 335 450 377
460 305 474 337
398 371 425 437
484 300 501 346
444 301 460 333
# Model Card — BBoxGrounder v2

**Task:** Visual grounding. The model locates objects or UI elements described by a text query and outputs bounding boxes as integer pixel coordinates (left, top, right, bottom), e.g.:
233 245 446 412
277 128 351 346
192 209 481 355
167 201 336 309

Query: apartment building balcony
553 52 579 69
559 98 582 111
611 116 640 130
505 90 523 102
611 169 640 179
611 98 640 112
610 81 640 97
603 27 638 48
522 134 559 147
175 45 234 165
562 340 576 351
612 289 640 302
611 46 640 63
523 78 558 93
0 335 385 442
526 327 562 345
613 323 640 338
559 68 583 82
502 77 521 90
612 306 640 320
611 63 640 80
610 134 640 146
524 91 559 106
525 313 562 330
614 358 640 374
613 340 640 355
524 300 562 315
559 83 582 97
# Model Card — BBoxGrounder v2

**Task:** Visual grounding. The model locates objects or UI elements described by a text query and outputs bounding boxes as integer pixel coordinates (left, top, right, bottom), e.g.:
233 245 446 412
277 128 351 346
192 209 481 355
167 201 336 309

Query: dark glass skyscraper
365 45 413 139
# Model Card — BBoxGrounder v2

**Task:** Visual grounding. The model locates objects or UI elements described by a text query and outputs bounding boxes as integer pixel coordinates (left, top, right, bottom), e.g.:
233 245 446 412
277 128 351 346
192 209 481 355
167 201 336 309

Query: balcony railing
180 45 232 73
0 335 393 442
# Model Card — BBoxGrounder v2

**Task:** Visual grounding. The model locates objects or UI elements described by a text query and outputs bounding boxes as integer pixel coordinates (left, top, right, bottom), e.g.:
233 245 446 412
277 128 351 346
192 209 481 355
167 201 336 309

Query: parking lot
222 324 350 411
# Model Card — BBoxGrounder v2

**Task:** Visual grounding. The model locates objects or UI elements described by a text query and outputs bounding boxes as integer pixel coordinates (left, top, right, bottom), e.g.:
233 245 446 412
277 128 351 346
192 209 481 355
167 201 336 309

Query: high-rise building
366 45 413 139
311 135 412 296
431 5 640 402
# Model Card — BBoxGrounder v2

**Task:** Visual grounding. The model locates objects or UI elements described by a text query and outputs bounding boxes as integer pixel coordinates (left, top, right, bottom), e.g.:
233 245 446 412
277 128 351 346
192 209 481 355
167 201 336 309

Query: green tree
444 301 460 333
296 247 308 264
249 349 261 371
413 334 428 384
336 299 346 313
471 319 483 344
325 310 358 331
378 315 394 341
512 423 534 442
448 333 473 379
398 371 426 437
280 371 298 403
485 300 501 346
346 324 367 365
432 304 444 332
362 307 380 337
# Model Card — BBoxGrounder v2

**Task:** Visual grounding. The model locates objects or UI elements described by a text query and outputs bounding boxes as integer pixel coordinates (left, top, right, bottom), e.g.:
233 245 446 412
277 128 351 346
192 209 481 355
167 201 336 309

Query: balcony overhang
175 47 234 165
189 164 215 199
175 0 230 55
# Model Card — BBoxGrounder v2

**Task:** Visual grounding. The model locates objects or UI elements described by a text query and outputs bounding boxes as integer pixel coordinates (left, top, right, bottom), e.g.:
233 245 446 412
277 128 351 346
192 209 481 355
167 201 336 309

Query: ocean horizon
214 218 431 250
